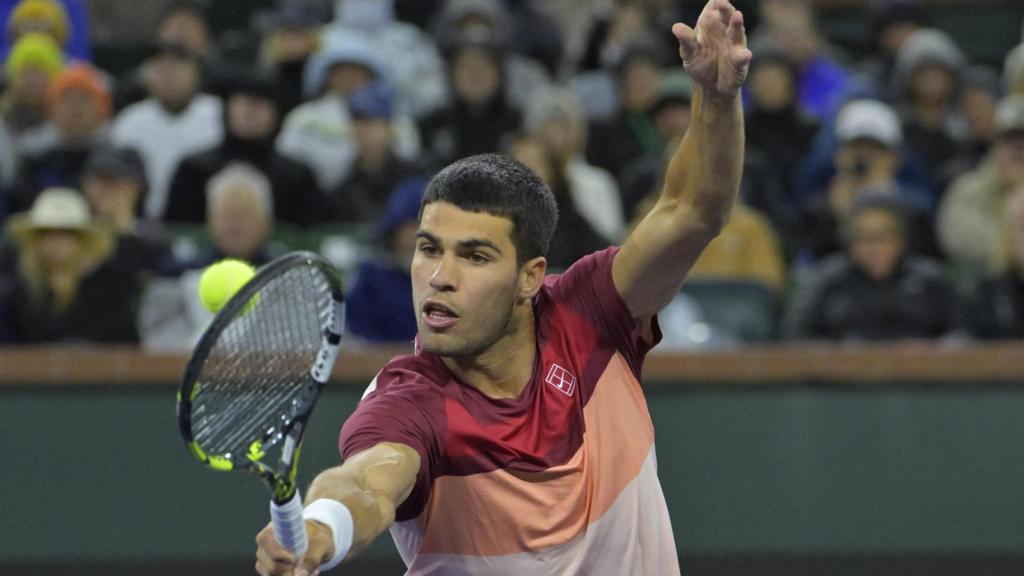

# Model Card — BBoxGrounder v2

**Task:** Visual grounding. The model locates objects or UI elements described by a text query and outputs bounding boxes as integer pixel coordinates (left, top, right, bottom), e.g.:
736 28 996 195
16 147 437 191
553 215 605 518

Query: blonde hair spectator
6 187 112 312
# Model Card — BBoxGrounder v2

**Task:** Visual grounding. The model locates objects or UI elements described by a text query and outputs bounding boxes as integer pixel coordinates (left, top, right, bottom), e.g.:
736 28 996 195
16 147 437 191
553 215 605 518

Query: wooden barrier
1 342 1023 386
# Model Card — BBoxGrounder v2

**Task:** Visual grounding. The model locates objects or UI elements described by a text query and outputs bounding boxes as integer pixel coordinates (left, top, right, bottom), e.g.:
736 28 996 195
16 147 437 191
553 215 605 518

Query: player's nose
428 255 458 292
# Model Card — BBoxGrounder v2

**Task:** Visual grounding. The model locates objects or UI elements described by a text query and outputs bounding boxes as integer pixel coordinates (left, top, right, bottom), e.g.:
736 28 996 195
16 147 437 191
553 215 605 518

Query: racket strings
190 266 334 460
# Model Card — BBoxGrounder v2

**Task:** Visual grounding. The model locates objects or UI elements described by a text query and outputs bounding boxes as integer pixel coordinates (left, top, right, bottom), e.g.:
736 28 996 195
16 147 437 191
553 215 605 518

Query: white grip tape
302 499 354 571
270 490 309 558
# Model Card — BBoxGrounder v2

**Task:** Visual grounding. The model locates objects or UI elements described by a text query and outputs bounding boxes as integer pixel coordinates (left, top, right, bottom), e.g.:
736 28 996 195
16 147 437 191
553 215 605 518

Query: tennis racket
177 251 345 558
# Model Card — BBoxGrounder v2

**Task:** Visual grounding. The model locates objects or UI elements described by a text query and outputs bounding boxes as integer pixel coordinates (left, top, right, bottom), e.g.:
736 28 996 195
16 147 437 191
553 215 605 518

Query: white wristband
302 499 354 571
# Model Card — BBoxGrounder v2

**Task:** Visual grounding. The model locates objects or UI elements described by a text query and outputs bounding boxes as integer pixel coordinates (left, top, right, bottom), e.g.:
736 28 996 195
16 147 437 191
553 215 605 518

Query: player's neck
441 304 537 399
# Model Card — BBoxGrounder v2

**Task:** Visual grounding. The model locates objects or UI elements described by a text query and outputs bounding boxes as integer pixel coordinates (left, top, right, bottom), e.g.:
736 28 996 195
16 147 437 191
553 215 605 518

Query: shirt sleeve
338 373 443 521
546 246 661 377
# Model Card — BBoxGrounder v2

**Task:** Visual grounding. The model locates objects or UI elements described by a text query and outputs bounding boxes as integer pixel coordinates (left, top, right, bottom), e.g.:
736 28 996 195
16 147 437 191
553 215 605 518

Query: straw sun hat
8 187 112 260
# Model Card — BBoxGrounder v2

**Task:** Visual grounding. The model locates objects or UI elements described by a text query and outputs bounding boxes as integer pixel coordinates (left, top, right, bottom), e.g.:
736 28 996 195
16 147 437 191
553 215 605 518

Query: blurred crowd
1 0 1023 350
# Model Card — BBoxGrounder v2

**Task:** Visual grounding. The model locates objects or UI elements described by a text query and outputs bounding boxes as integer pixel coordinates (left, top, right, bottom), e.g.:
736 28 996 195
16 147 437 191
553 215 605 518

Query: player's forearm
662 87 744 234
305 466 398 559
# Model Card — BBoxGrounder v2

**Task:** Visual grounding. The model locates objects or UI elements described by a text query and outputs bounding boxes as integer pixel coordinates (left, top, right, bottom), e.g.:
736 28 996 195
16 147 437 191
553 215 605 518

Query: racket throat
270 424 304 502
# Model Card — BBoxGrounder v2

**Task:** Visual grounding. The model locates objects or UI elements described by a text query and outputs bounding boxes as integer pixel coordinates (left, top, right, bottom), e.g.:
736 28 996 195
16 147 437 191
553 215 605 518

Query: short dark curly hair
421 154 558 266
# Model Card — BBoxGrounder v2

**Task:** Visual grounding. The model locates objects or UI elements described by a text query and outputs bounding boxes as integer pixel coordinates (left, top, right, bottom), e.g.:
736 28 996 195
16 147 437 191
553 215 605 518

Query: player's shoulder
362 353 449 400
544 246 618 286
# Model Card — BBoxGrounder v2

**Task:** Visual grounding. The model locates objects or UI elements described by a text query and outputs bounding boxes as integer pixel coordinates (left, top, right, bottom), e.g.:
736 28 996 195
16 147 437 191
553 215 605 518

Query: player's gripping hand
255 520 334 576
672 0 751 101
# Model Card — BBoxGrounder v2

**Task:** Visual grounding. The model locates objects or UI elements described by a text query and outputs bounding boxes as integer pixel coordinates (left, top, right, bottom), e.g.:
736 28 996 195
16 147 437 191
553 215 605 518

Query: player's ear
517 256 547 301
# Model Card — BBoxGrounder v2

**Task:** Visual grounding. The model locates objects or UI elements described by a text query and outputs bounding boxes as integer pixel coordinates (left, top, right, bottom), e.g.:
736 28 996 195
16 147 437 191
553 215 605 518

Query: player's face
411 202 524 357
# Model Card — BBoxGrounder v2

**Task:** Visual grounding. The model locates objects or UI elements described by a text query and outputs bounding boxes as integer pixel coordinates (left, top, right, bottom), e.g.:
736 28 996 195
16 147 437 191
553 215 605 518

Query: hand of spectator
672 0 751 101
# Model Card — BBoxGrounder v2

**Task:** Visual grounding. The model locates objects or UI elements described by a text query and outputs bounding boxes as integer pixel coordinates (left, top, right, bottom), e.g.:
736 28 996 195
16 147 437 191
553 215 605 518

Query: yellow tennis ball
197 259 256 314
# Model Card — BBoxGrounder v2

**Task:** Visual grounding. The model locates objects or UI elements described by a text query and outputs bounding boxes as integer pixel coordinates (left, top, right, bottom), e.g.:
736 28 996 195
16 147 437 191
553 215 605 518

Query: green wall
3 381 1024 563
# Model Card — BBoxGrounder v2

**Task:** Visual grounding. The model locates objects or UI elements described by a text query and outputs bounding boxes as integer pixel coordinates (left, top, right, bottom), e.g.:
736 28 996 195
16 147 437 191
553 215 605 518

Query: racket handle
270 490 309 559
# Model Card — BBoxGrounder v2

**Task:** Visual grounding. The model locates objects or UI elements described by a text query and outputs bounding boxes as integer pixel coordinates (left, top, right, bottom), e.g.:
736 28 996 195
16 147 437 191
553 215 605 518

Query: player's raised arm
255 442 420 576
613 0 751 320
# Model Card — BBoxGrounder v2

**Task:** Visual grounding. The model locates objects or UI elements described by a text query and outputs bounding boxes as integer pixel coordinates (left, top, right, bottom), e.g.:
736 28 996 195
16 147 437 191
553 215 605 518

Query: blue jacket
345 259 415 344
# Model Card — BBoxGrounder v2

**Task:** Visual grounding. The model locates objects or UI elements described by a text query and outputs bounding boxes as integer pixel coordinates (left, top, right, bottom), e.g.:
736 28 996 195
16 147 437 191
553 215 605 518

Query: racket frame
177 251 345 554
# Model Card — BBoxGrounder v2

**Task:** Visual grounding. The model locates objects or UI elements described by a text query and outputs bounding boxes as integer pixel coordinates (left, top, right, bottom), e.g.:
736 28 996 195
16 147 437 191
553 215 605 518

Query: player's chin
419 331 471 356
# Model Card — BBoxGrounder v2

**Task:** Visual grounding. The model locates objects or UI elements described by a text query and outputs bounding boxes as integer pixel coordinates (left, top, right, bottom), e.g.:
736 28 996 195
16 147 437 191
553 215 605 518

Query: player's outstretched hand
255 521 334 576
672 0 752 101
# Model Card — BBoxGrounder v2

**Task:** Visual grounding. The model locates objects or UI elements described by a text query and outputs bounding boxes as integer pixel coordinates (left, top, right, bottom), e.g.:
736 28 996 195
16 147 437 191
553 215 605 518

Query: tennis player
256 1 749 574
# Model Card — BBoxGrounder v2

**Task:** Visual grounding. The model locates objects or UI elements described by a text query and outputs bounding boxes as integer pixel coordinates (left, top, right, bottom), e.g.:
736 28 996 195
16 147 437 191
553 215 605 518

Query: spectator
0 187 141 343
81 145 173 274
325 82 421 223
110 40 223 220
745 47 819 197
958 66 1001 162
889 28 967 185
939 94 1024 273
327 0 447 118
344 177 422 344
575 1 658 74
651 69 693 144
430 0 552 112
614 67 694 222
258 2 329 114
164 71 322 226
586 42 662 195
687 202 787 294
277 33 420 192
743 49 818 251
112 0 223 111
155 1 210 61
155 0 238 94
785 193 960 342
506 133 607 271
630 145 787 294
0 0 90 61
10 63 112 213
522 87 624 242
420 29 520 168
138 163 278 351
200 164 276 265
963 186 1024 339
750 0 853 119
81 146 146 231
941 65 1002 186
1 32 63 139
800 98 937 259
857 0 927 94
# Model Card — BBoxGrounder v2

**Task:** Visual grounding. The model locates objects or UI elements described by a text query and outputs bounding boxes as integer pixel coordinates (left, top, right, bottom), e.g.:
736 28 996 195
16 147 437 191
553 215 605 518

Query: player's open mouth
422 301 459 330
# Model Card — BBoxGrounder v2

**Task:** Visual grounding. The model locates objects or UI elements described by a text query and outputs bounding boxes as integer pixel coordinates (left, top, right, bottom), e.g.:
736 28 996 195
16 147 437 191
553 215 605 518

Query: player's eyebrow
416 231 503 255
457 238 502 254
416 230 441 244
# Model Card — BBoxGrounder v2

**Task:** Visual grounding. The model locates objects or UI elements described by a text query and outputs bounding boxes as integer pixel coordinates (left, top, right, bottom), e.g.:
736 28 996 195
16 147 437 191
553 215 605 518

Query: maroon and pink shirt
340 247 680 575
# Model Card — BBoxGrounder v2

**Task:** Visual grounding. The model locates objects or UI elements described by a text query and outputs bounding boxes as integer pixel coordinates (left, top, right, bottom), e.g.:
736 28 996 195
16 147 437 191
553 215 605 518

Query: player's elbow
674 200 732 242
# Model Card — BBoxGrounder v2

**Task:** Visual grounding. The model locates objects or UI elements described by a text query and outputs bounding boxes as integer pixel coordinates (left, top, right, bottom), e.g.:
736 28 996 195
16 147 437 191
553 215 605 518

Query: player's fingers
714 0 735 23
734 46 753 68
255 548 296 576
671 22 699 59
702 0 730 36
256 525 295 561
254 528 296 565
291 518 335 576
729 10 746 47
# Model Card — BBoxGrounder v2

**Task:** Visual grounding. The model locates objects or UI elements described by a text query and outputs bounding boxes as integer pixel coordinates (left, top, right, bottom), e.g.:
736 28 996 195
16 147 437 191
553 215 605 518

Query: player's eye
418 243 440 256
468 252 490 265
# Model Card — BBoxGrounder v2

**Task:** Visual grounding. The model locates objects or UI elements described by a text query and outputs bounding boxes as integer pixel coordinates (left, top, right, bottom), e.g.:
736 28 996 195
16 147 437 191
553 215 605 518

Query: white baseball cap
834 99 903 148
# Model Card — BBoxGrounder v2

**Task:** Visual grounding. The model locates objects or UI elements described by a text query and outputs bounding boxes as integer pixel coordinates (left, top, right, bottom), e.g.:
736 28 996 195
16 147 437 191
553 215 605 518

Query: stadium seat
678 279 780 342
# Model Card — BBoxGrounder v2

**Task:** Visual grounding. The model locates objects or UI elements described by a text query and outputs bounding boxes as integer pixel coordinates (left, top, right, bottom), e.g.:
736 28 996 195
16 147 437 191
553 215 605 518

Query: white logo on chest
545 363 577 397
